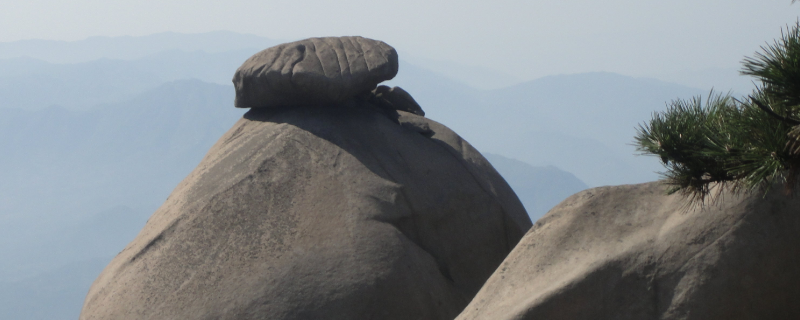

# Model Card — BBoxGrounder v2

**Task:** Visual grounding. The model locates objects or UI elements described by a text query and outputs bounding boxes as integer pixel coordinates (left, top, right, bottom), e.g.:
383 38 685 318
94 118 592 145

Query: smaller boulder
233 36 398 108
371 85 425 116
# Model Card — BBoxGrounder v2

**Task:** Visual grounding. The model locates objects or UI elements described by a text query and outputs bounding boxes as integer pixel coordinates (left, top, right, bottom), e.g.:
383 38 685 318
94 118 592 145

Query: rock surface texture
456 182 800 320
79 103 531 319
233 36 398 109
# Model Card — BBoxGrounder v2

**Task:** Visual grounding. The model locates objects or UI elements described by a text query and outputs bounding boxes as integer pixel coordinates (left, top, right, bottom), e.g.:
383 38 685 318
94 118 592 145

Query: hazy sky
1 0 799 81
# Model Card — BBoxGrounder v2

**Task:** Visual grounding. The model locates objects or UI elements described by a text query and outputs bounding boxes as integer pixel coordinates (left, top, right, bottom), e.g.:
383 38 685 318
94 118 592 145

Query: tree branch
749 96 800 125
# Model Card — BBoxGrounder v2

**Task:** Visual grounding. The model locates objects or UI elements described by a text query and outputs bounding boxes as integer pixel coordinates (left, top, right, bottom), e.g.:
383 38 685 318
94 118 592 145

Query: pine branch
749 96 800 125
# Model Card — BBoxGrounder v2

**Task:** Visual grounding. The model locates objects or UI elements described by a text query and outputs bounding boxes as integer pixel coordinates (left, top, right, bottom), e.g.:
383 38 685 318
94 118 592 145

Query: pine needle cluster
635 20 800 201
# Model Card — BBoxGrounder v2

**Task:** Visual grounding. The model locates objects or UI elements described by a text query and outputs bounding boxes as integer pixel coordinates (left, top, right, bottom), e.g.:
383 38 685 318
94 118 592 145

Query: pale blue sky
1 0 798 84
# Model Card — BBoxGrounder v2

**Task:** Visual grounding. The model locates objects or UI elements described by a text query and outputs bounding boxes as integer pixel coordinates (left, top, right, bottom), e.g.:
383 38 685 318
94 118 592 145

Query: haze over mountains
0 31 280 63
0 49 261 111
0 31 726 319
389 69 705 186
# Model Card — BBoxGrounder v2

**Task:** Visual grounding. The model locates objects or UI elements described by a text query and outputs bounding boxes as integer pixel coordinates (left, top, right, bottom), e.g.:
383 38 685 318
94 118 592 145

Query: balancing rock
233 36 398 109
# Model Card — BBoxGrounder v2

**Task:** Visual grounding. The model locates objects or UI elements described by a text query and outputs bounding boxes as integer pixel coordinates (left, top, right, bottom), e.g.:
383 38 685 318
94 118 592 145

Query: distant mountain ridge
390 70 704 186
0 80 243 281
482 72 703 150
484 154 588 222
0 31 280 63
472 72 704 186
0 49 259 110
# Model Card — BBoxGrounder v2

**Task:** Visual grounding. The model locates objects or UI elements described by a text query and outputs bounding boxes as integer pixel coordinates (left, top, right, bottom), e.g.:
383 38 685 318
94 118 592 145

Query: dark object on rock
372 85 425 116
233 36 398 109
456 182 800 320
80 106 531 320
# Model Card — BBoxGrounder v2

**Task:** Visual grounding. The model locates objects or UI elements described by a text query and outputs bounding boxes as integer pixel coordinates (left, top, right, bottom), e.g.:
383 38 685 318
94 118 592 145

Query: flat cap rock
233 36 399 108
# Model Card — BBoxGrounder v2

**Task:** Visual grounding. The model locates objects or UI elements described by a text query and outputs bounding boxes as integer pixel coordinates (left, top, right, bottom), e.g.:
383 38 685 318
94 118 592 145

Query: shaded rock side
456 182 800 320
80 106 531 320
371 85 425 116
233 36 398 109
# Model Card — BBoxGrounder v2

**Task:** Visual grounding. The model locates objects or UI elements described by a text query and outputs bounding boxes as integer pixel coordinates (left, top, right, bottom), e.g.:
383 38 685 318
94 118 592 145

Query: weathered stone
456 182 800 320
233 36 398 108
80 106 530 320
372 85 425 116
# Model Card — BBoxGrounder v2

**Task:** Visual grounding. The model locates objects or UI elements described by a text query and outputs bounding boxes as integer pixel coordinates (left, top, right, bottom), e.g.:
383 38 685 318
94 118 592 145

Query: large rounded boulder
80 102 531 319
233 36 398 109
456 182 800 320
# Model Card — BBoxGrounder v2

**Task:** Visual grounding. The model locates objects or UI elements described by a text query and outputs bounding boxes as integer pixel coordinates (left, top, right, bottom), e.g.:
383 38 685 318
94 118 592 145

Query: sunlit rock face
456 182 800 320
79 37 531 320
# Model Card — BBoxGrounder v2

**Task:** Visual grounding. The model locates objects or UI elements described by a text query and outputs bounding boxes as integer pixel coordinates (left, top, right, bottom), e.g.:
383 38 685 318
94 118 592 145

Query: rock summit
80 37 529 320
233 36 399 109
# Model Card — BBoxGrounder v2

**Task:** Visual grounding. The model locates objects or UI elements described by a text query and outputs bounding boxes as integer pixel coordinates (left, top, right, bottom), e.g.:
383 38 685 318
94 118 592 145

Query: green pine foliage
742 23 800 115
635 20 800 201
